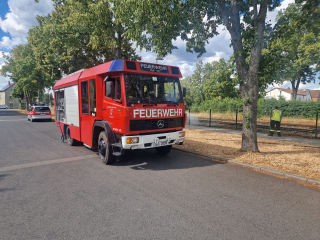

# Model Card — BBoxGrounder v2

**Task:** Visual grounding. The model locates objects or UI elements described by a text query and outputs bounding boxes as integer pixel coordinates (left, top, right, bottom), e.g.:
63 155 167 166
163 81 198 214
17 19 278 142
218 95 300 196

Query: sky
0 0 319 91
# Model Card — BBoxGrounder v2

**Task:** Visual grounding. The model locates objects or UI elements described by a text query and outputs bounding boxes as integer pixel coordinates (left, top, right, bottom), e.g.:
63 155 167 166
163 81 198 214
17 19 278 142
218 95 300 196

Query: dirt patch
175 128 320 181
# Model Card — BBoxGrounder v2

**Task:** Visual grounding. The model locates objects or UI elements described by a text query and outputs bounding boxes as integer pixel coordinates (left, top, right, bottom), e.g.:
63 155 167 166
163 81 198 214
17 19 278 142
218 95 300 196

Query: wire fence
186 109 320 139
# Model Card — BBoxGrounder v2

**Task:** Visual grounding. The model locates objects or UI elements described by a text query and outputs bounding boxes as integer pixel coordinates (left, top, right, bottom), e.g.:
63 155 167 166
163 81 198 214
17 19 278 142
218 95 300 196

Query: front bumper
121 131 186 150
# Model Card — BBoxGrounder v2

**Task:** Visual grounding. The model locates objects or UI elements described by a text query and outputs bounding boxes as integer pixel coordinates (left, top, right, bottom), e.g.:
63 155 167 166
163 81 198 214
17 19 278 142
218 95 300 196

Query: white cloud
0 36 23 49
0 0 54 47
0 75 10 89
0 51 11 89
266 0 295 27
178 63 196 78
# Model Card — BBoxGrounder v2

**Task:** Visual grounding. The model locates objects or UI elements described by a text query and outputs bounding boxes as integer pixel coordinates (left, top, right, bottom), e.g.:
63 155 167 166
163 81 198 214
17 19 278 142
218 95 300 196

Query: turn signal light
127 137 139 144
179 131 186 137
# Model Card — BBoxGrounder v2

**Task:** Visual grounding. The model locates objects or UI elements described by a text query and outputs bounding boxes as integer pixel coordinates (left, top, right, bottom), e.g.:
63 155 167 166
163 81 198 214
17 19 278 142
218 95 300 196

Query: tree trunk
217 0 268 152
291 79 300 100
25 90 29 111
38 78 41 103
240 75 259 152
113 29 122 59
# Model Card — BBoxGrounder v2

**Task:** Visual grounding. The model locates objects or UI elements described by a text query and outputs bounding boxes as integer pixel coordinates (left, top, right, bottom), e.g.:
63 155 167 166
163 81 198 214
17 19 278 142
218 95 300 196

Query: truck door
103 76 123 133
80 79 97 146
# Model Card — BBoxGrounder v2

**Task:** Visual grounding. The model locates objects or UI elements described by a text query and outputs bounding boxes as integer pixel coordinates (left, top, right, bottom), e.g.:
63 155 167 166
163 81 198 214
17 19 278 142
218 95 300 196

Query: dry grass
193 112 317 127
175 128 320 181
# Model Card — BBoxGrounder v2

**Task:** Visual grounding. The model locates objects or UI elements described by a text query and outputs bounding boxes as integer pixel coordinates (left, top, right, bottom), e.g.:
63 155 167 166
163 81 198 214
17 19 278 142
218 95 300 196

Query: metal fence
187 109 320 139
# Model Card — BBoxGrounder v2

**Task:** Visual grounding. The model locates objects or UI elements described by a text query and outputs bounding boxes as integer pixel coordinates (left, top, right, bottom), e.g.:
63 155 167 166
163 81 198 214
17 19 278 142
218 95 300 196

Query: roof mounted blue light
108 59 124 72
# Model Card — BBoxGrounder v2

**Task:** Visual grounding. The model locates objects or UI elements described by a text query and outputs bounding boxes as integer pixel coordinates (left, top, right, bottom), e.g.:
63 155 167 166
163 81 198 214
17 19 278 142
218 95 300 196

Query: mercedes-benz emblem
157 120 164 128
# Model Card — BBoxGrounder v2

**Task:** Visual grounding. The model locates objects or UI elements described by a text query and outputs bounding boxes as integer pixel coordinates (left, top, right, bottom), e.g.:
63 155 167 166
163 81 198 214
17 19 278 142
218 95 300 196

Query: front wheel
66 126 77 146
98 131 115 165
155 145 172 155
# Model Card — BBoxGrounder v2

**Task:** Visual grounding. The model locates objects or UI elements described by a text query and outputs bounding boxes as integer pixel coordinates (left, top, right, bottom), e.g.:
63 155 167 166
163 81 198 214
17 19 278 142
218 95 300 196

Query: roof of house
267 87 310 96
0 83 15 92
310 90 320 99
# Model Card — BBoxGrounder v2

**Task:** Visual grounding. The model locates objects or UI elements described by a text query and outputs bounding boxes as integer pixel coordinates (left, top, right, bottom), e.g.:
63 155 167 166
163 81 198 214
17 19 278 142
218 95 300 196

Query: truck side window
116 77 121 101
105 78 115 99
89 79 96 114
81 81 89 115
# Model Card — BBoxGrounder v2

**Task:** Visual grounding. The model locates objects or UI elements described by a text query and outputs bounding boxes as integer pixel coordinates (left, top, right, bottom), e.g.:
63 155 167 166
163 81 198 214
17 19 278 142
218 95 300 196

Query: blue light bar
108 59 124 72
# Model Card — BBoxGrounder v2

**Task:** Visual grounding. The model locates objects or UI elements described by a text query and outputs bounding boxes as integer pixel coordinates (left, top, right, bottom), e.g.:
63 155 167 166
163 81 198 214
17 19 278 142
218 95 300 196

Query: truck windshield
125 74 183 105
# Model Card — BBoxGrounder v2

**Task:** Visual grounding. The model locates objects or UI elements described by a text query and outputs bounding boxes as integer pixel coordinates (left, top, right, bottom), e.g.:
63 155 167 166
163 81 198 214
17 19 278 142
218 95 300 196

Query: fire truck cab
54 60 186 164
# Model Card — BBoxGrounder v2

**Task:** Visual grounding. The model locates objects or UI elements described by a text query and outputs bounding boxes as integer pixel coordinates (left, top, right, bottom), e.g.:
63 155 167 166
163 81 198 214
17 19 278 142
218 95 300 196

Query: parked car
27 106 52 122
0 105 9 109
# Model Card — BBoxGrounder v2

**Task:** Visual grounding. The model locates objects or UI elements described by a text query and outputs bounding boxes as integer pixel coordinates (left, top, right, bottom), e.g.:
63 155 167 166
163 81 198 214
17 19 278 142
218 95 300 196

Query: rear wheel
66 126 77 146
155 145 172 155
98 131 115 165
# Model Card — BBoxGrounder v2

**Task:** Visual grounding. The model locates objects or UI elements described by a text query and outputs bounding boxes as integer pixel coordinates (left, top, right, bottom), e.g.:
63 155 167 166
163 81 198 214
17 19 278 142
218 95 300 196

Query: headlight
179 131 186 137
127 137 139 144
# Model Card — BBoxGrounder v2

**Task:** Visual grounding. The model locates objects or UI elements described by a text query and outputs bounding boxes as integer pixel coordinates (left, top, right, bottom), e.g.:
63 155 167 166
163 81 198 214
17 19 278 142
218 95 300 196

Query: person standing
268 106 282 137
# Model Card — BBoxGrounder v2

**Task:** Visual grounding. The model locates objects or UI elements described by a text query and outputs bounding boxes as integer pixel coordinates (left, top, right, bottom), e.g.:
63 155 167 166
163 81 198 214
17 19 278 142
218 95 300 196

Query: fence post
236 109 238 129
189 109 190 125
209 109 211 127
316 111 318 138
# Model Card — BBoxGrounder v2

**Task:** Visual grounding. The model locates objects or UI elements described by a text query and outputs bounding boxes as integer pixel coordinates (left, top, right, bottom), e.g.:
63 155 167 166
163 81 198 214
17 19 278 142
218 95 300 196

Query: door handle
102 108 106 110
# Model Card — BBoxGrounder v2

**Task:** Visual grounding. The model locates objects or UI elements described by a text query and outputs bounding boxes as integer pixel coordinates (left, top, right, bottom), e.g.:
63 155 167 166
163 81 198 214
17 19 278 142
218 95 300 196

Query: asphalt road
1 109 320 240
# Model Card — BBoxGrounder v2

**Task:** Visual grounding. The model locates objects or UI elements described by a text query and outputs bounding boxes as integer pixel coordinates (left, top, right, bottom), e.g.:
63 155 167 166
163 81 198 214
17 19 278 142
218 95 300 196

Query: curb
173 147 320 186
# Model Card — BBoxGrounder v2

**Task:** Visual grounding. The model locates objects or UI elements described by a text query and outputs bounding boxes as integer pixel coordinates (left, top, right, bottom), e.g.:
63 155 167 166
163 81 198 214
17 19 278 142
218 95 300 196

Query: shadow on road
0 109 24 117
0 173 14 192
115 148 223 171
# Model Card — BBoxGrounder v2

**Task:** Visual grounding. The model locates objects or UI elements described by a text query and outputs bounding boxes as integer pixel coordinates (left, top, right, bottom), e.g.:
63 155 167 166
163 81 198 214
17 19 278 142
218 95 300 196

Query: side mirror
183 87 187 97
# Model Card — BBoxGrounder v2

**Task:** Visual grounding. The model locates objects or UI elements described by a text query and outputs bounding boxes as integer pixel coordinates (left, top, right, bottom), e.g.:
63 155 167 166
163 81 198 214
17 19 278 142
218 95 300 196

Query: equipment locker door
80 80 92 146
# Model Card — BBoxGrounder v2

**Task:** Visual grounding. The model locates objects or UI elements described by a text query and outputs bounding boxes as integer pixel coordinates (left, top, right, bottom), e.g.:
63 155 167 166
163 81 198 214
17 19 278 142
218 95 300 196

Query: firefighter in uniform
268 106 282 137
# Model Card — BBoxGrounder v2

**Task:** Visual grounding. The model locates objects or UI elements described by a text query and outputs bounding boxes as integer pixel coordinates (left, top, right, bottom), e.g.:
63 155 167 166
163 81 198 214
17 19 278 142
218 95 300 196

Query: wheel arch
92 121 117 149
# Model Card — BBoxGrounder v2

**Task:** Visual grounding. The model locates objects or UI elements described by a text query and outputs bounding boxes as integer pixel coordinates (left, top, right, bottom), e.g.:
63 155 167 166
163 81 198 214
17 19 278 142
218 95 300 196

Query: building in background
265 88 313 101
310 90 320 101
0 81 20 109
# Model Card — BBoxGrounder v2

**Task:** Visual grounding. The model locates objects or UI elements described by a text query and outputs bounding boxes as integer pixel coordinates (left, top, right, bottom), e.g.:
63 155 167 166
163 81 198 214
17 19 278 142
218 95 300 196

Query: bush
188 97 320 119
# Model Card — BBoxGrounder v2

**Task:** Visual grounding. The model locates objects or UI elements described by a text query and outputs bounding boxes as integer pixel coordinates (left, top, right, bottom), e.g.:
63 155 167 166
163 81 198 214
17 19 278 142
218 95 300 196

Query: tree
1 44 42 109
265 3 320 100
32 0 141 76
295 0 320 36
116 0 281 152
203 58 239 99
182 60 211 108
182 58 239 110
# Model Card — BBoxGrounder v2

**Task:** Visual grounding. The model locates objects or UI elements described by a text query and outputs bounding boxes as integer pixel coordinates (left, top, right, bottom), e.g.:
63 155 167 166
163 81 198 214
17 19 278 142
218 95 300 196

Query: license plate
154 141 168 147
40 114 46 116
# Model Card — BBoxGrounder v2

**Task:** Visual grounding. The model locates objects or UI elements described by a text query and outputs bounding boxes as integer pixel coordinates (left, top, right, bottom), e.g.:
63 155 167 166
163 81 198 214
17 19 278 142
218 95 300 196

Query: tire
155 145 172 155
66 126 77 146
98 131 115 165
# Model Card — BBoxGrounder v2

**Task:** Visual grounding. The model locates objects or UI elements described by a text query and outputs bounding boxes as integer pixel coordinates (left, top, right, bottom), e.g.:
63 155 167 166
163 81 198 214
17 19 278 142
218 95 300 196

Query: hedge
187 98 320 119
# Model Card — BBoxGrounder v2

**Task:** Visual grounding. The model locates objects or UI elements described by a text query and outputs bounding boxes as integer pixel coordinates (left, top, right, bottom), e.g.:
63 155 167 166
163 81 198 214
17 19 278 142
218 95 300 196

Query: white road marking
0 119 28 121
0 154 98 172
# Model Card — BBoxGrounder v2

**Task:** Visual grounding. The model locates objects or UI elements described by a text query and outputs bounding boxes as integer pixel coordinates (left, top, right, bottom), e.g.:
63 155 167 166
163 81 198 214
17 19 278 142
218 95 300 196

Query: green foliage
262 3 320 99
259 99 320 118
189 97 320 119
30 0 141 76
181 57 239 109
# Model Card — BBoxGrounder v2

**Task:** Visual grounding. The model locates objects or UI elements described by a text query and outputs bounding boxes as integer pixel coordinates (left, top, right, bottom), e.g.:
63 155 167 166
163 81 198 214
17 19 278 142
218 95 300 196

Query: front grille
130 117 183 131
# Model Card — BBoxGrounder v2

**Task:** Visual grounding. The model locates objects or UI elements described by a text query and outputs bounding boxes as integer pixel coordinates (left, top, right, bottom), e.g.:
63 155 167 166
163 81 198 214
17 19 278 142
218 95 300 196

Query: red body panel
54 71 83 89
54 60 185 147
70 125 81 140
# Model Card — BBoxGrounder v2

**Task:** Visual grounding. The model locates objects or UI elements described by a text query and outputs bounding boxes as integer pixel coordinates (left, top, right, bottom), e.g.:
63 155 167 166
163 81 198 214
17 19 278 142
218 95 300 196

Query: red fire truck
54 60 186 164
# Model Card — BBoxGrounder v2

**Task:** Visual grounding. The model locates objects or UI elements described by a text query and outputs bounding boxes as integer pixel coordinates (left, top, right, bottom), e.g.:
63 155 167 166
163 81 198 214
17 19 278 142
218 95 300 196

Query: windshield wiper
164 101 178 106
148 100 157 106
140 99 157 107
